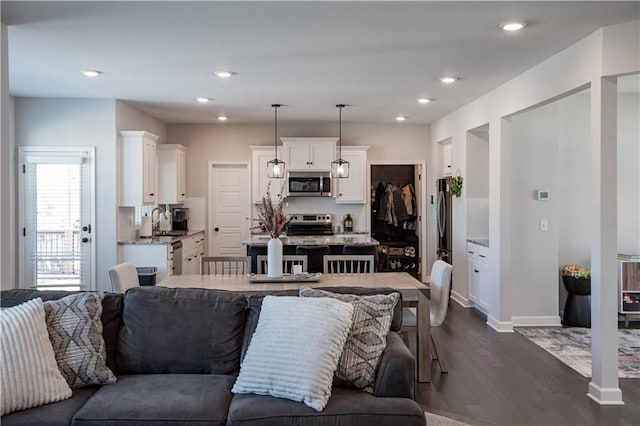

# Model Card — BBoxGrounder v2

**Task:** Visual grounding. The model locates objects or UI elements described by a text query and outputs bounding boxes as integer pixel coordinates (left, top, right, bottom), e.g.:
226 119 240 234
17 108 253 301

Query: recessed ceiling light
217 115 228 121
214 71 235 79
81 70 102 78
439 76 458 84
500 21 527 31
196 97 212 103
417 98 431 104
396 116 407 122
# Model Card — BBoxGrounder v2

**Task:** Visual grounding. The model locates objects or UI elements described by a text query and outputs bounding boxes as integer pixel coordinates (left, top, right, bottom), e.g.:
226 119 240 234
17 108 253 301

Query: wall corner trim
487 315 514 332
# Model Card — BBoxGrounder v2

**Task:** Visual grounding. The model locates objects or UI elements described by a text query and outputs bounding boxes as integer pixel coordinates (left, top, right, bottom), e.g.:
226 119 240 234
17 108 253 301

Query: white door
209 163 250 256
308 142 335 171
19 147 95 290
286 144 310 170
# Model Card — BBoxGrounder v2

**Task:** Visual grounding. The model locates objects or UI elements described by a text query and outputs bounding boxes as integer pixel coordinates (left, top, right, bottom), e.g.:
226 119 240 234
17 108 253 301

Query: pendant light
331 104 349 178
267 104 285 178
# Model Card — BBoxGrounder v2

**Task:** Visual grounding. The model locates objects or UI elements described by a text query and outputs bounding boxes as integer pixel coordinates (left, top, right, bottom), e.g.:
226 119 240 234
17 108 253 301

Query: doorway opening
370 164 424 279
18 147 95 291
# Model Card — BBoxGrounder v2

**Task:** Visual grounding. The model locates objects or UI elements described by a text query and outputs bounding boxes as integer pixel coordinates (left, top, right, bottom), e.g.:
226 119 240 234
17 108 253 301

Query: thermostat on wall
537 190 550 201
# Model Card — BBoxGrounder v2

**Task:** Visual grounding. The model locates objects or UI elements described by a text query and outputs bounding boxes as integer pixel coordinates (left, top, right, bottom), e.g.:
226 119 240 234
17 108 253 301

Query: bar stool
247 246 267 274
343 244 378 272
295 245 330 273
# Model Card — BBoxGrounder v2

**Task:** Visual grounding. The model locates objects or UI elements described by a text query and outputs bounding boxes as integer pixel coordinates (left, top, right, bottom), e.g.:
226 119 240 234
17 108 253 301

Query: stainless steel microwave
287 174 332 197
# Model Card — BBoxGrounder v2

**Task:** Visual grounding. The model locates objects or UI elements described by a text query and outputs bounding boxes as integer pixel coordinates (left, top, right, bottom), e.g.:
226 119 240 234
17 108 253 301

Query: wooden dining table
159 272 432 383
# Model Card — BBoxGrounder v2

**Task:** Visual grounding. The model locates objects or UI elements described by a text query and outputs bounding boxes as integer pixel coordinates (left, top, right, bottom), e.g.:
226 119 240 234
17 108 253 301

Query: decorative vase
267 237 283 278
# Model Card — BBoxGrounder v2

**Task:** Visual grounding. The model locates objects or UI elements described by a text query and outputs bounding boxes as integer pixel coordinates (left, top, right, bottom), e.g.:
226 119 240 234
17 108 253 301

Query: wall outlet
540 219 548 232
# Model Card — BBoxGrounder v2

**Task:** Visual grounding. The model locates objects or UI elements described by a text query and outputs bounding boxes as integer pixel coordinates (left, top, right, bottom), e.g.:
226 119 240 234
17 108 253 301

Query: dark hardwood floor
405 303 640 426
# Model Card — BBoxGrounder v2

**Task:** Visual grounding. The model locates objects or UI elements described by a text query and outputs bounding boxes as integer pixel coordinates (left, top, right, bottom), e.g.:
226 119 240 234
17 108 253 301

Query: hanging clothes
401 183 415 216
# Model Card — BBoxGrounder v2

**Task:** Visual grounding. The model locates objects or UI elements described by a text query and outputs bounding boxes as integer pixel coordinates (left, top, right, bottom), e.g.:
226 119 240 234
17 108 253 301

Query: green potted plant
450 171 463 198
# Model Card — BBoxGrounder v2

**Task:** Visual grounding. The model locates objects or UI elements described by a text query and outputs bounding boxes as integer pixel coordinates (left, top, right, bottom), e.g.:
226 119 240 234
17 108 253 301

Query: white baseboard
512 315 562 327
487 315 514 332
587 382 625 405
451 290 471 308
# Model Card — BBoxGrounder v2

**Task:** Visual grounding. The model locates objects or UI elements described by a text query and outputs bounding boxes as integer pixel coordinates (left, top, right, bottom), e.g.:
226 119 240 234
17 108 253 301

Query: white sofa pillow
1 298 72 415
232 296 353 411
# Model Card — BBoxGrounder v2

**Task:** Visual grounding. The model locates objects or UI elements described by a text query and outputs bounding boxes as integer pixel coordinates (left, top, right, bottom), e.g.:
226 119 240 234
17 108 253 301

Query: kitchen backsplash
256 197 368 233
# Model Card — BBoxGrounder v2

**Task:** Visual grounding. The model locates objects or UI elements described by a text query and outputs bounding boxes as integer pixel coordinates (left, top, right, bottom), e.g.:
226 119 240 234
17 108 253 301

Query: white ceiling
3 1 638 124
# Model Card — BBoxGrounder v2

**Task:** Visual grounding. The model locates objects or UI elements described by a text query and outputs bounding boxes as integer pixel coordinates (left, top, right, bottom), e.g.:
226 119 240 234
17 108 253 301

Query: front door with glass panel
19 148 94 291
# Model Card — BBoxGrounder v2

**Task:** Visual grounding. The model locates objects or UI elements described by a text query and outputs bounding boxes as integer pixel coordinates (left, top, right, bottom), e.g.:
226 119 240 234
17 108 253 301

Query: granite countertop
243 234 379 246
118 229 205 245
467 238 489 248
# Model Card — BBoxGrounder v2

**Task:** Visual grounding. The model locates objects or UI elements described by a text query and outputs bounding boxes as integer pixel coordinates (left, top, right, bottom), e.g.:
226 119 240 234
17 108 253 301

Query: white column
486 116 513 332
588 76 623 405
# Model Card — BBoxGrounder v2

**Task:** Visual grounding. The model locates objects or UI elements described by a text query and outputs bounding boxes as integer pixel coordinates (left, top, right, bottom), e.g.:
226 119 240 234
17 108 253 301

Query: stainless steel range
286 214 334 236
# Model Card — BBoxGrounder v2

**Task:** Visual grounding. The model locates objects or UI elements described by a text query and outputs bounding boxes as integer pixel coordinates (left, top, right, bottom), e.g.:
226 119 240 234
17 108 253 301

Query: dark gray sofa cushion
73 374 235 426
227 388 426 426
0 289 122 373
117 287 246 374
0 386 99 426
241 287 403 361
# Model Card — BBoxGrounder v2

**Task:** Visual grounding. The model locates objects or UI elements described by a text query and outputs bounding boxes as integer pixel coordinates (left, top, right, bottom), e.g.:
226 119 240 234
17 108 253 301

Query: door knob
214 227 219 232
82 237 89 243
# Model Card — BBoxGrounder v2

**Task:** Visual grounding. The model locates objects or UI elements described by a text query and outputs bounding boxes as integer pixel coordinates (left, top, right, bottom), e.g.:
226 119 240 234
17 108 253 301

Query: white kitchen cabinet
158 144 187 204
467 242 489 313
251 147 286 204
442 143 453 177
281 138 336 171
181 231 205 275
119 243 172 283
335 146 369 204
119 131 159 206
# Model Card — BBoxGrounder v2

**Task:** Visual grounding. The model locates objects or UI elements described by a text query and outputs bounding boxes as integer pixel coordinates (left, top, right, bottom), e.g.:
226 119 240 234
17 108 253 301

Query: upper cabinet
119 131 159 206
281 137 336 171
335 146 369 204
158 144 187 204
251 147 285 204
442 142 453 177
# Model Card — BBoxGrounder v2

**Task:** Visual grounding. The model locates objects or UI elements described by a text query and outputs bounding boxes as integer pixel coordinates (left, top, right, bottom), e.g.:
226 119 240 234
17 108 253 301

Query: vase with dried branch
254 183 290 277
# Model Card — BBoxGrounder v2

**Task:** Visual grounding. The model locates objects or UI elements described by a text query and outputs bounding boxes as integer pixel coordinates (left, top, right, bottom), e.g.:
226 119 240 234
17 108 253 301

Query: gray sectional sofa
1 286 426 426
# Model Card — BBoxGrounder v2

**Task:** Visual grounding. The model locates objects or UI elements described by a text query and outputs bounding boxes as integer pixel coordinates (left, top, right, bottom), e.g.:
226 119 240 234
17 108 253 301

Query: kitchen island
242 233 379 247
243 234 379 273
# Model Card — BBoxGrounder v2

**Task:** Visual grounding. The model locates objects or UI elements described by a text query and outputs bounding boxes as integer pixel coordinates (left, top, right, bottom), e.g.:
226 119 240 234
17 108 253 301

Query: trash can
136 267 157 286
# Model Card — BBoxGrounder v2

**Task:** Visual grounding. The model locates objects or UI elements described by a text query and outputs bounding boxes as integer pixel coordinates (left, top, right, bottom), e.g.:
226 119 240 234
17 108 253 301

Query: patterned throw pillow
44 292 117 389
1 298 72 415
232 296 353 411
299 287 399 392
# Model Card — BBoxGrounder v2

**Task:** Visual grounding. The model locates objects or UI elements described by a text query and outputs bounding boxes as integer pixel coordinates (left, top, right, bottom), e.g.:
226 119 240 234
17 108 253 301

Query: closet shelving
371 165 420 278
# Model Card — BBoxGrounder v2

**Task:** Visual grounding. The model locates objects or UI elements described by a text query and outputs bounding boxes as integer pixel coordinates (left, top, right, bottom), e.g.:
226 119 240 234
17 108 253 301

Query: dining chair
323 255 375 274
295 245 331 273
200 256 251 275
256 255 308 274
401 259 452 373
343 244 378 272
108 262 140 293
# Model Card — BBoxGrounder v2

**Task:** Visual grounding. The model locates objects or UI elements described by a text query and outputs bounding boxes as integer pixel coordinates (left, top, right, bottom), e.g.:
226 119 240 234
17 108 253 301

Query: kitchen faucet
151 207 164 235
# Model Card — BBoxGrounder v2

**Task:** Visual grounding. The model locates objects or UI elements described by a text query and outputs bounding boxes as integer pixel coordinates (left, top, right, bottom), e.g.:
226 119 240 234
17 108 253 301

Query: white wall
509 100 561 323
116 101 168 144
617 93 640 255
466 130 489 239
1 23 16 290
15 98 117 291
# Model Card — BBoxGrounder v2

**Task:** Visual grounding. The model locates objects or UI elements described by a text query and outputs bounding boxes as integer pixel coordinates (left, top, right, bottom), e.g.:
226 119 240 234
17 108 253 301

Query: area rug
515 327 640 378
425 411 472 426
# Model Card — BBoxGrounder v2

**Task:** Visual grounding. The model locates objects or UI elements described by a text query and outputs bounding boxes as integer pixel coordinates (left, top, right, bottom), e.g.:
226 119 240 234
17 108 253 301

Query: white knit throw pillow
1 298 72 415
232 296 353 411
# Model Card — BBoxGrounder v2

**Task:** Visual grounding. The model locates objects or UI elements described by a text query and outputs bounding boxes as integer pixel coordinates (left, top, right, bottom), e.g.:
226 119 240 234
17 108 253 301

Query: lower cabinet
467 242 489 313
181 232 206 275
119 244 171 283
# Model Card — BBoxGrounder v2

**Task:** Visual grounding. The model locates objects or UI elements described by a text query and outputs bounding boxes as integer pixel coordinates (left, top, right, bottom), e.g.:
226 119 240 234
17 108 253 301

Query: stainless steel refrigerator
436 177 452 265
